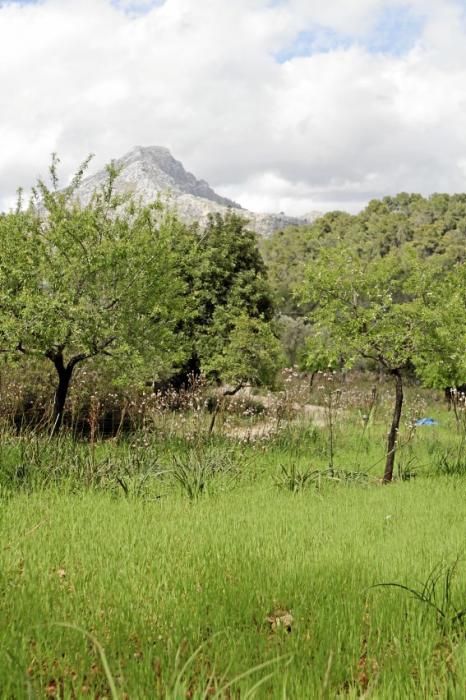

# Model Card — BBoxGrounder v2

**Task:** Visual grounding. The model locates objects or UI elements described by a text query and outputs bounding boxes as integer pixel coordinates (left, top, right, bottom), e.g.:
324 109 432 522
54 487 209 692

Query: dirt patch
227 422 279 441
225 403 332 440
296 403 328 428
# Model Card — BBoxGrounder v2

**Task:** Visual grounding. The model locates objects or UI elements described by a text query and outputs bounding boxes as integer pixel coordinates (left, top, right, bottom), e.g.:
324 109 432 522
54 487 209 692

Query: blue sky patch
275 28 352 63
365 4 425 55
111 0 165 13
274 3 425 63
0 0 164 10
0 0 40 4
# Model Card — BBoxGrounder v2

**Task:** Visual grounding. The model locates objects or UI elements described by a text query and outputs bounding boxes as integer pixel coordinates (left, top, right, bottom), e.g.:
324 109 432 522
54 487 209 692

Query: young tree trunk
383 369 403 483
208 383 244 436
50 353 74 436
208 398 220 436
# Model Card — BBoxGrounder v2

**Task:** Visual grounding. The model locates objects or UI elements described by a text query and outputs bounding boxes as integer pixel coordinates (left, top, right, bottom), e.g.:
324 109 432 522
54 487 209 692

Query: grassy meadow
1 375 466 698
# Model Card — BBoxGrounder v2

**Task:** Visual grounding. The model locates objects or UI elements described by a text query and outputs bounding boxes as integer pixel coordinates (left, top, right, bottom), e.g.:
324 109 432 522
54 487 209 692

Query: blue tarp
415 418 439 426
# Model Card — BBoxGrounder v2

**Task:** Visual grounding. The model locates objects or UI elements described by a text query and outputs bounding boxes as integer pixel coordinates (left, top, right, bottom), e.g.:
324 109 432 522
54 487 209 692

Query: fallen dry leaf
265 608 294 633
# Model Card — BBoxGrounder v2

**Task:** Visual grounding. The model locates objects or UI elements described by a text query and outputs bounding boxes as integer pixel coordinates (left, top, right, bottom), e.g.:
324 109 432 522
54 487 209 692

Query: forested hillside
262 192 466 370
263 192 466 312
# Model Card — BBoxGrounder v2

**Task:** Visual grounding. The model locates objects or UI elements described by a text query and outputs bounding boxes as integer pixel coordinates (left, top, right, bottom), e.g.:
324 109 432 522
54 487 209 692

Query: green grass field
2 480 466 698
1 390 466 698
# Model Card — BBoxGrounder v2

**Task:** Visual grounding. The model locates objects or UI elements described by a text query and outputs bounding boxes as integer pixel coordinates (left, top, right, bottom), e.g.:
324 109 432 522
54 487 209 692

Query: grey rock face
247 210 322 236
75 146 321 236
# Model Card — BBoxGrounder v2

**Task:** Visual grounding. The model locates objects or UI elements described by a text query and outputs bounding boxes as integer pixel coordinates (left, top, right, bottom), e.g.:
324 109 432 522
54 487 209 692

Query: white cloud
1 0 466 215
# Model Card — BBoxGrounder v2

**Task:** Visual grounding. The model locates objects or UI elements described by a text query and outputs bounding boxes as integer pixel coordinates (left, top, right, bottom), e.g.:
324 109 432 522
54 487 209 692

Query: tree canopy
0 159 190 428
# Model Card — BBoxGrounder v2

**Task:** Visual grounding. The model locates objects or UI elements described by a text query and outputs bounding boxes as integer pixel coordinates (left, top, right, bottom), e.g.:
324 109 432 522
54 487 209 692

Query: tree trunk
207 383 244 436
51 354 73 436
208 399 220 436
383 369 403 483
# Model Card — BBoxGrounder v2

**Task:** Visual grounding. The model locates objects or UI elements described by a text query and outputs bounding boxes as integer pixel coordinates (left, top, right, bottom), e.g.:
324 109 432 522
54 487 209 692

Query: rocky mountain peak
108 145 241 209
75 146 321 236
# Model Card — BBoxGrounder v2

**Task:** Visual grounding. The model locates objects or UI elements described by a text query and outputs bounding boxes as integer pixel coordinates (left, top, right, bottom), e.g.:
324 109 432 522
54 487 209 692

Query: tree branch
67 336 117 371
223 382 246 397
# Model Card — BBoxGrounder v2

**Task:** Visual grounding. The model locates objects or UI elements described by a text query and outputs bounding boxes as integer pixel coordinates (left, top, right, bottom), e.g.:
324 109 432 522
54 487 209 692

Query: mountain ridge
75 146 322 236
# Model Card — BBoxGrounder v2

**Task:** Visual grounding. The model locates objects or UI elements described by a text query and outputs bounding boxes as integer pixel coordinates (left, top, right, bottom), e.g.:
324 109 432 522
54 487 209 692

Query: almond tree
0 158 189 432
301 248 423 482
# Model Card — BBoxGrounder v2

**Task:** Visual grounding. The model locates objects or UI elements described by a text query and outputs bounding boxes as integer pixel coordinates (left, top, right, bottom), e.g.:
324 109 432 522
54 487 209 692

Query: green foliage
196 212 274 323
190 212 281 386
169 443 242 499
260 211 353 316
273 462 320 492
299 246 441 481
301 247 423 373
413 261 466 389
0 161 282 426
0 158 190 389
203 314 284 388
276 315 312 367
262 193 466 365
299 236 466 389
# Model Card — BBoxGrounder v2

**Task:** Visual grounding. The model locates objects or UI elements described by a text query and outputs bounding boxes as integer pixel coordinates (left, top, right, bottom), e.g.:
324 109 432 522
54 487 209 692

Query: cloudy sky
1 0 466 214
